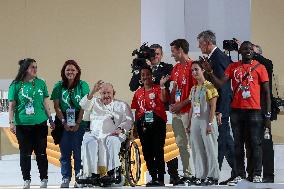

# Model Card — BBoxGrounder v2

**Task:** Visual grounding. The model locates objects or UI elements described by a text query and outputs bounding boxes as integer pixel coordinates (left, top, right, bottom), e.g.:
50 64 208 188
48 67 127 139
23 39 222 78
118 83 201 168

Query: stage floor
1 144 284 188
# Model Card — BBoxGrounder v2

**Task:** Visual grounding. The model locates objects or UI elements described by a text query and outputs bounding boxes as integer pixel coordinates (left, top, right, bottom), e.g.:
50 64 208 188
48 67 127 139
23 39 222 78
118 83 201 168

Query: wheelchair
76 129 141 187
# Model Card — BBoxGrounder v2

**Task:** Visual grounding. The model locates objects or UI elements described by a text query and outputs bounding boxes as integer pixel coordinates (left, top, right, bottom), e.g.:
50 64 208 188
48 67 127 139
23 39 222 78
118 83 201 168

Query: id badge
25 102 35 115
176 90 181 102
145 111 154 123
66 108 76 127
193 102 201 114
242 90 251 99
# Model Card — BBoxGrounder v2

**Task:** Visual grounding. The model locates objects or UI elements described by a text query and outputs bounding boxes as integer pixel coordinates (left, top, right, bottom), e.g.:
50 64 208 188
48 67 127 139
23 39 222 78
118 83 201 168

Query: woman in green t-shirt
51 60 90 188
8 58 55 189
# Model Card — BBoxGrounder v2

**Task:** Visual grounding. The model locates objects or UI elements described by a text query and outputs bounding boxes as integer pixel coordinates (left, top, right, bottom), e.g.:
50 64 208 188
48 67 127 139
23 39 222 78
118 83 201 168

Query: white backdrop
141 0 251 62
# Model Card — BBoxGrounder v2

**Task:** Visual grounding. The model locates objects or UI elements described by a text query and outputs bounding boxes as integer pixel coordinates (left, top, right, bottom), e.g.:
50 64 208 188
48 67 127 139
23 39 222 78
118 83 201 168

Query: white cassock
79 95 133 177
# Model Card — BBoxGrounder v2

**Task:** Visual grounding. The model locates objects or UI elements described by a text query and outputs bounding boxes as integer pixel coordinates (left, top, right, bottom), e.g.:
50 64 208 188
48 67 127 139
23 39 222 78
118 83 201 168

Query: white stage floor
1 144 284 188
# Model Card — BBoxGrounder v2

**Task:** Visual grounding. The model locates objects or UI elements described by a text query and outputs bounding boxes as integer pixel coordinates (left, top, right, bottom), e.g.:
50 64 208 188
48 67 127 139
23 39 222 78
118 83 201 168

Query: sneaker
195 178 202 186
219 176 235 185
228 176 243 186
253 175 262 183
60 178 70 188
23 180 31 189
202 177 218 186
175 176 194 186
40 179 48 188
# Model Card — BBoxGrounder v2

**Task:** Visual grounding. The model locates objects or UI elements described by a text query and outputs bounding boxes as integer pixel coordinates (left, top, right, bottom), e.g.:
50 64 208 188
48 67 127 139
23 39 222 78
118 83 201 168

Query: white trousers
81 132 123 177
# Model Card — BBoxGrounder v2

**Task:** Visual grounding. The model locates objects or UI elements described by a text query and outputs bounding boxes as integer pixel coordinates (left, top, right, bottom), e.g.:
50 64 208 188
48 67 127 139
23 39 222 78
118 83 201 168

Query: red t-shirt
131 85 168 122
224 60 269 109
170 59 195 113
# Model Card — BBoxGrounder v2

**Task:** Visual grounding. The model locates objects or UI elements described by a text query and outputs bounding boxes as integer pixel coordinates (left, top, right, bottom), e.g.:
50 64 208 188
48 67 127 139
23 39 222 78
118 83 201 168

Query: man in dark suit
197 30 237 184
129 44 180 185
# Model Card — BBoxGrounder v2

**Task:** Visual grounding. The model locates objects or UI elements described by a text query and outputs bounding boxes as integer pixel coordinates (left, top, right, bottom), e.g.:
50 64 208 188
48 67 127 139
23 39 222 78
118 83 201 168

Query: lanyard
193 84 205 103
21 80 35 103
238 65 252 91
174 61 190 90
62 88 74 108
138 86 156 112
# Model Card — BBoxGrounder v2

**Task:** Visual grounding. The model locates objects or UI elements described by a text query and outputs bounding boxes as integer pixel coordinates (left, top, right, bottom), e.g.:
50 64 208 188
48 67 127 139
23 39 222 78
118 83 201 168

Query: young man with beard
201 41 271 185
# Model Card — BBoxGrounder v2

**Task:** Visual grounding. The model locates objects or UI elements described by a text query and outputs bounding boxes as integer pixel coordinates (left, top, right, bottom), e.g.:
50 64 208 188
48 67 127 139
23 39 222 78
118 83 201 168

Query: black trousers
218 116 237 178
246 120 274 180
167 157 179 178
230 109 263 177
136 115 166 182
16 121 48 181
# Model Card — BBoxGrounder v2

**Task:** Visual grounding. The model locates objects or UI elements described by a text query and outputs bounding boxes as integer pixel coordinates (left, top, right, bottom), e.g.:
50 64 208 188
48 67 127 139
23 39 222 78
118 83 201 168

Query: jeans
16 122 48 181
217 117 237 177
59 124 85 180
230 109 263 177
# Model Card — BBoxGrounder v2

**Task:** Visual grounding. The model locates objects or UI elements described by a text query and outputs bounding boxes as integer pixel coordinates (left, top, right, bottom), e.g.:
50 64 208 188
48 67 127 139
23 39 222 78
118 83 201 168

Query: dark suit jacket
129 62 173 91
207 47 232 118
253 53 273 112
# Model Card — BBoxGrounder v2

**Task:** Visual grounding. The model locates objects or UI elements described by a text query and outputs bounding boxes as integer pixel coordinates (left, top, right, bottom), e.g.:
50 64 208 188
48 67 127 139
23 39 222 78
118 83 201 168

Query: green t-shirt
8 77 49 125
50 80 90 112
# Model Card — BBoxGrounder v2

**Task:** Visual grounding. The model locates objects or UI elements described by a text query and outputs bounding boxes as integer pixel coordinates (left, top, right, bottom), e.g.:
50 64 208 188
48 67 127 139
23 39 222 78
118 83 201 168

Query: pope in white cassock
79 80 133 178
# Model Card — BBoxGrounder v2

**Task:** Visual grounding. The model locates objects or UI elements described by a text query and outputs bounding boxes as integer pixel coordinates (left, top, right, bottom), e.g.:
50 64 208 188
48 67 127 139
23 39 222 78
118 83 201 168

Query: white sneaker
228 176 243 186
23 180 31 189
60 178 70 188
253 176 262 183
40 179 48 188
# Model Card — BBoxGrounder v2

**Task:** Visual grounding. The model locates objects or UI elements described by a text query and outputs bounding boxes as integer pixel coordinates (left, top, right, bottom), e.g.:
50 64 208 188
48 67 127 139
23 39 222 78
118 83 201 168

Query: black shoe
169 176 180 185
146 180 160 187
262 177 274 183
201 177 218 186
177 176 195 186
219 176 235 185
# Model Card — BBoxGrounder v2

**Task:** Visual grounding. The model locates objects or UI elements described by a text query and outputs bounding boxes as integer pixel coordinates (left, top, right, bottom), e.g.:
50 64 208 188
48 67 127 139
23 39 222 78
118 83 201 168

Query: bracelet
61 118 66 124
160 86 166 89
207 122 213 128
9 120 14 124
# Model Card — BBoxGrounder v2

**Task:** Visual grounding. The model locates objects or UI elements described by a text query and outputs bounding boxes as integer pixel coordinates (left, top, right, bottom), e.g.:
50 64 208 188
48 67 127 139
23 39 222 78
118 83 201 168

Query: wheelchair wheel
125 140 141 187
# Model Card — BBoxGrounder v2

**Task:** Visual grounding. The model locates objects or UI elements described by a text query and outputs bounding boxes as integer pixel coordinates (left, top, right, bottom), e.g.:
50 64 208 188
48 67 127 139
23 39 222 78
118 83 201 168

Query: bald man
78 81 133 185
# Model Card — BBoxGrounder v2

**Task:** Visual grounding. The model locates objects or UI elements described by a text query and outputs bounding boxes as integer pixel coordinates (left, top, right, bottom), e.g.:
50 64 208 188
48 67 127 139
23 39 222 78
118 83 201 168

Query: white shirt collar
208 46 217 59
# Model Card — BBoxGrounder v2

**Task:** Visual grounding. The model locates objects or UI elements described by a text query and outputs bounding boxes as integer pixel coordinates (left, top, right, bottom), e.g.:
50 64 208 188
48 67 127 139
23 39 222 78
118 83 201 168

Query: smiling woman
50 60 90 188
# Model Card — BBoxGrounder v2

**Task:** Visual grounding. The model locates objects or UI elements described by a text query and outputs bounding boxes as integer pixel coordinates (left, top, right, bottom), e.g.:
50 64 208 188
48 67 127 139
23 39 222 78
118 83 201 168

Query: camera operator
129 44 181 185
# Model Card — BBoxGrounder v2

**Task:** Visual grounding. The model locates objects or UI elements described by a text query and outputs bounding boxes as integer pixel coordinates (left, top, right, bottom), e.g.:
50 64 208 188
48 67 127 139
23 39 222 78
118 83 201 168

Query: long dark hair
12 58 36 84
61 60 81 89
